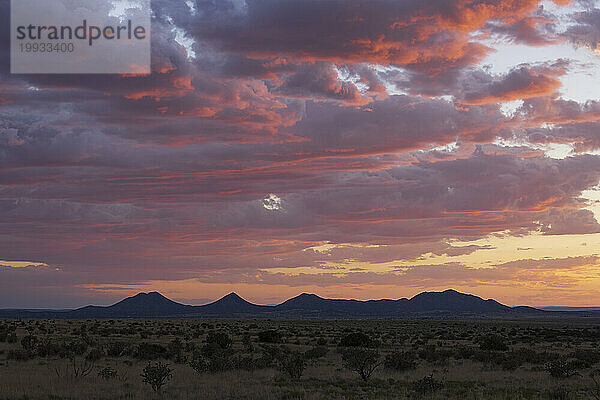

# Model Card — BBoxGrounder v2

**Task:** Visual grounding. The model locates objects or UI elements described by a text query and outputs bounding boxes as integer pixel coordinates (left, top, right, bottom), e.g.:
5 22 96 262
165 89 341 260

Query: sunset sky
3 0 600 308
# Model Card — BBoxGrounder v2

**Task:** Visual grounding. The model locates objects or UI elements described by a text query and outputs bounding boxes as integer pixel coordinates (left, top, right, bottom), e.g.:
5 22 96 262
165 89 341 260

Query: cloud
2 0 600 307
458 61 567 105
562 7 600 51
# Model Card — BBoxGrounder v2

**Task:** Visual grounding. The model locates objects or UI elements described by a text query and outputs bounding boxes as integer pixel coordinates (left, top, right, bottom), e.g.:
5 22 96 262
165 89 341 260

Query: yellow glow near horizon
0 260 49 269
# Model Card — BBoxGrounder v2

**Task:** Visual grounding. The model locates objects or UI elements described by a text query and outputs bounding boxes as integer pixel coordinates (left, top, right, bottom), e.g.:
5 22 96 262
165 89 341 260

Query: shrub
189 345 235 374
167 338 185 362
339 332 378 348
21 334 38 352
258 330 282 343
86 348 104 362
304 345 328 360
55 356 94 378
59 340 88 358
412 374 444 395
105 341 130 357
6 332 18 343
500 356 521 371
135 343 168 360
206 332 232 349
242 335 254 353
260 344 282 368
479 334 508 352
384 351 417 371
340 347 381 382
233 353 264 371
277 347 308 380
545 360 578 378
141 361 172 393
418 344 453 363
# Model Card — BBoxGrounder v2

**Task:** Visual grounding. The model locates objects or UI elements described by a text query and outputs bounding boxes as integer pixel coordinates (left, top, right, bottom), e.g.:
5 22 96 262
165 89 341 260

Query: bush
190 344 235 374
418 344 453 363
339 332 378 348
86 348 104 362
479 334 508 352
135 343 168 360
545 360 578 379
412 374 444 395
6 332 18 343
500 356 521 371
21 334 38 352
233 353 264 371
206 332 232 349
304 345 328 360
258 330 282 343
384 351 417 371
340 347 381 382
59 340 88 358
167 338 185 362
277 347 308 380
141 361 172 393
105 342 131 357
260 344 282 367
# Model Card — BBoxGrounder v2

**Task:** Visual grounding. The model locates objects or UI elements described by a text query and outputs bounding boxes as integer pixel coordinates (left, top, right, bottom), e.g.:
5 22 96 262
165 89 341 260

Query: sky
3 0 600 308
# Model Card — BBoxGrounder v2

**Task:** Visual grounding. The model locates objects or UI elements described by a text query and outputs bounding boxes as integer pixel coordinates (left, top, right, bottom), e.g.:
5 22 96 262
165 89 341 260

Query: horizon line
3 288 591 310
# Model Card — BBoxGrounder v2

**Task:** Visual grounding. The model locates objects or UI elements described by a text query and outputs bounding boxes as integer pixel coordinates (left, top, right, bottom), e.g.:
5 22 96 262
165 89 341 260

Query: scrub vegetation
1 318 600 399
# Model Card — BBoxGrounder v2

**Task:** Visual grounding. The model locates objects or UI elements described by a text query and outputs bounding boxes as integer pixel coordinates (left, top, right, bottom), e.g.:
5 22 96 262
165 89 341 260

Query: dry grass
0 319 599 399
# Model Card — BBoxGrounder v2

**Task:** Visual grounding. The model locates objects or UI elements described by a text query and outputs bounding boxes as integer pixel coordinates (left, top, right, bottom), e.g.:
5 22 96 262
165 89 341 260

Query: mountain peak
218 292 249 303
277 292 328 310
201 292 264 313
442 289 460 294
409 289 509 313
91 291 192 317
298 293 322 299
51 288 527 318
133 291 165 298
114 291 180 306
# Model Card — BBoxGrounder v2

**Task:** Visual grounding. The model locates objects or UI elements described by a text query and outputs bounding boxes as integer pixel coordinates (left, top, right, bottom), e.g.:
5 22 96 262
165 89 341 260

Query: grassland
1 318 599 399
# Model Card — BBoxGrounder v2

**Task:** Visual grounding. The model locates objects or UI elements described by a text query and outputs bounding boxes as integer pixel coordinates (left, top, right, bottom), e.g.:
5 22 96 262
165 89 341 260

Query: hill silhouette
0 289 548 319
70 292 195 318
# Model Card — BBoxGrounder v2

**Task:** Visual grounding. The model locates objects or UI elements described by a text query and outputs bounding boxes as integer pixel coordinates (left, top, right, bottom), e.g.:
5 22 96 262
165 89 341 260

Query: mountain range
0 289 561 319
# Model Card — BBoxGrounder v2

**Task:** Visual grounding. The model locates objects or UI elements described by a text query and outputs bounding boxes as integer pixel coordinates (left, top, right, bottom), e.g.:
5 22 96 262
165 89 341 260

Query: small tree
141 361 172 393
340 347 381 382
